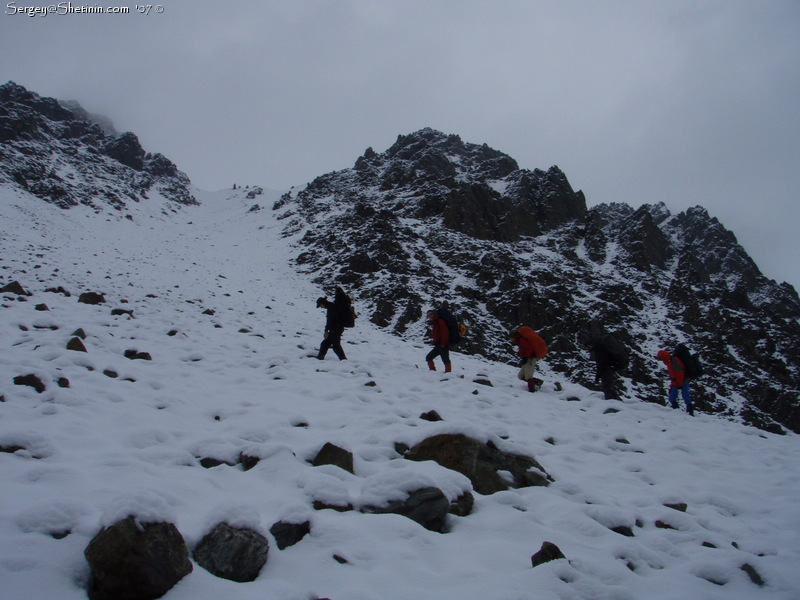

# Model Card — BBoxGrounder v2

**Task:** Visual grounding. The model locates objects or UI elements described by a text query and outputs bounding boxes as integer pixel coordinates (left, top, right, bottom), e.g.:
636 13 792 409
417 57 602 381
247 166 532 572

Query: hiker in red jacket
425 310 451 372
657 349 694 415
511 326 548 392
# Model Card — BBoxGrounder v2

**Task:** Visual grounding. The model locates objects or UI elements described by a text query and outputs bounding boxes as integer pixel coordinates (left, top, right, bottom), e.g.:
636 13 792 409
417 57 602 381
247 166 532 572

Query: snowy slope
1 186 799 600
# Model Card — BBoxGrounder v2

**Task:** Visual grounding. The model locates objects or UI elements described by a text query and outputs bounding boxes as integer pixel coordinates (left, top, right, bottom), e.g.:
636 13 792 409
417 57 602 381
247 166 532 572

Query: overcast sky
2 1 799 289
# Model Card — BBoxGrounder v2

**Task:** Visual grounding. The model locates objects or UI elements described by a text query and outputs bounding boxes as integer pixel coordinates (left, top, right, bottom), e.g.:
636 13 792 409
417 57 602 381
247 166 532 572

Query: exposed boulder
270 520 311 550
13 373 46 393
1 281 29 296
84 516 192 600
67 337 88 352
311 442 354 474
531 541 566 567
193 522 269 582
362 487 450 533
78 292 106 305
405 433 552 495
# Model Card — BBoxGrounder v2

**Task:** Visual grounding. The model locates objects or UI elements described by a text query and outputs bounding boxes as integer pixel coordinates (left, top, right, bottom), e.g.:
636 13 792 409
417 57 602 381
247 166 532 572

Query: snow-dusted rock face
0 81 195 210
275 129 800 433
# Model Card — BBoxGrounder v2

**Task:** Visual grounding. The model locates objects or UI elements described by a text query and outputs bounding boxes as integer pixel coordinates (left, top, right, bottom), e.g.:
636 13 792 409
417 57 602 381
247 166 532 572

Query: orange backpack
519 326 548 359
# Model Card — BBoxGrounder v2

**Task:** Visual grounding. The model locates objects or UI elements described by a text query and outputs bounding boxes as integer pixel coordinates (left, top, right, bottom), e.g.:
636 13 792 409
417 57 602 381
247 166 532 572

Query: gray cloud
2 0 799 289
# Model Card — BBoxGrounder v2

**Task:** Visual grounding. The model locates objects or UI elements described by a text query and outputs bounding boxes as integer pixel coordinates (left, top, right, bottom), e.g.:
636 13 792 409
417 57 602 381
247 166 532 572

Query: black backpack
674 343 703 379
601 334 629 370
437 307 461 344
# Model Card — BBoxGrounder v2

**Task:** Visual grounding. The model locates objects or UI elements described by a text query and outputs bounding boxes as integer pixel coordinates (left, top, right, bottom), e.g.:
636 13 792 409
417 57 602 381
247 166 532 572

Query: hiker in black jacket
316 287 350 360
587 334 627 400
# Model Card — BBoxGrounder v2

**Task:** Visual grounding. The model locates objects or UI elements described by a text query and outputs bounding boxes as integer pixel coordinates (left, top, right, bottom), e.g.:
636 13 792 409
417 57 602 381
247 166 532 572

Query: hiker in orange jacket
511 326 548 392
657 349 694 415
425 310 451 372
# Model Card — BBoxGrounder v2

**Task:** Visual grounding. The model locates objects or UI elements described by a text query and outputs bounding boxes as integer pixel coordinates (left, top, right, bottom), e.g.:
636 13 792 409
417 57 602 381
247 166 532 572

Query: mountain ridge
1 83 798 433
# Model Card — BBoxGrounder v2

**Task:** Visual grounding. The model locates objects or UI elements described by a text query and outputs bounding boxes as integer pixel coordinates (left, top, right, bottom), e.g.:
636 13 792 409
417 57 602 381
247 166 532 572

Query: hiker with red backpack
425 309 452 372
511 326 548 392
657 347 695 415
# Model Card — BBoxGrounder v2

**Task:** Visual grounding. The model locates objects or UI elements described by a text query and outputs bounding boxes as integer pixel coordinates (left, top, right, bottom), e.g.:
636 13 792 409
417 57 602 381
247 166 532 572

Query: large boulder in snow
193 522 269 582
84 516 192 600
405 433 552 495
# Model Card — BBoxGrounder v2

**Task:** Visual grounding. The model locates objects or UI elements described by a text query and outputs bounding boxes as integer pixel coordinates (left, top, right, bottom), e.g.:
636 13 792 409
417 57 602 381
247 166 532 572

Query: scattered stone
78 292 106 305
111 308 134 318
311 442 354 474
1 281 29 296
67 337 88 352
239 452 260 471
84 516 192 600
664 502 688 512
202 308 215 316
1 444 26 454
103 370 118 379
611 525 635 537
333 554 349 564
193 522 269 583
34 303 49 311
270 520 311 550
57 377 70 388
13 373 46 393
71 328 87 339
312 500 354 513
448 491 474 517
124 349 152 361
420 410 443 422
531 541 566 567
655 520 676 530
44 286 71 296
740 563 765 586
473 378 493 387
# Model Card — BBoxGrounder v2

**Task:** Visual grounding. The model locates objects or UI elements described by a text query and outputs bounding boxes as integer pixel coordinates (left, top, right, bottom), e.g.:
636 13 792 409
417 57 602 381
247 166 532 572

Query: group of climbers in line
315 288 697 415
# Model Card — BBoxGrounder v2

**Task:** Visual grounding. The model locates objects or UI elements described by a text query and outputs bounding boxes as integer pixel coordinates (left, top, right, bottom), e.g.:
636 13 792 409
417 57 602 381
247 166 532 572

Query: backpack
601 334 628 370
342 298 356 328
519 326 548 359
437 307 462 344
674 343 702 378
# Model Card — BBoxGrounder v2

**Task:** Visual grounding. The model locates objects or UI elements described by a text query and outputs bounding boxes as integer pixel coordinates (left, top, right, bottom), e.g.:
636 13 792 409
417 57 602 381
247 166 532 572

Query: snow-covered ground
1 186 799 600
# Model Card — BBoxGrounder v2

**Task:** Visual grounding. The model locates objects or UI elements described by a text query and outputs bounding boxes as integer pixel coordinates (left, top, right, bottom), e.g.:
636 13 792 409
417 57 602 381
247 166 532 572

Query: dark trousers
598 367 618 400
426 345 450 366
319 327 346 360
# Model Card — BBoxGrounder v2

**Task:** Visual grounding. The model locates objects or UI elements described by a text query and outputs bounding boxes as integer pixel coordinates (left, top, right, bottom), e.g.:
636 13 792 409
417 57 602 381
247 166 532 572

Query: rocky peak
276 131 800 434
0 81 195 210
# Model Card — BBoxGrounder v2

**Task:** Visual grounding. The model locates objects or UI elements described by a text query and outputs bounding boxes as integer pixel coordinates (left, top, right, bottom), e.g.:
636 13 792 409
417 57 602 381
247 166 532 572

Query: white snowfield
1 186 798 600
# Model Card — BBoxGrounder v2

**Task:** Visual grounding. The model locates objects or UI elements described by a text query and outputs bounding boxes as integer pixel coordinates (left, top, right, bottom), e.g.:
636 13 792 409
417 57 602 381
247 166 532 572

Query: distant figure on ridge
657 347 695 415
586 333 628 400
510 326 548 393
315 286 354 361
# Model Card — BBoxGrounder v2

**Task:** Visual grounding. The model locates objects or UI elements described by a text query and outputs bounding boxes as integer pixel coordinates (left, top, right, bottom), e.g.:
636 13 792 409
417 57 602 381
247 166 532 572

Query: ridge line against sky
1 1 799 289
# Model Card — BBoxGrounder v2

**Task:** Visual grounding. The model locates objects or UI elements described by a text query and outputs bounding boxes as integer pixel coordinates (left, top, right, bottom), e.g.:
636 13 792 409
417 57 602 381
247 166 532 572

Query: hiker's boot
427 361 436 371
444 363 452 373
527 378 537 393
687 404 695 416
